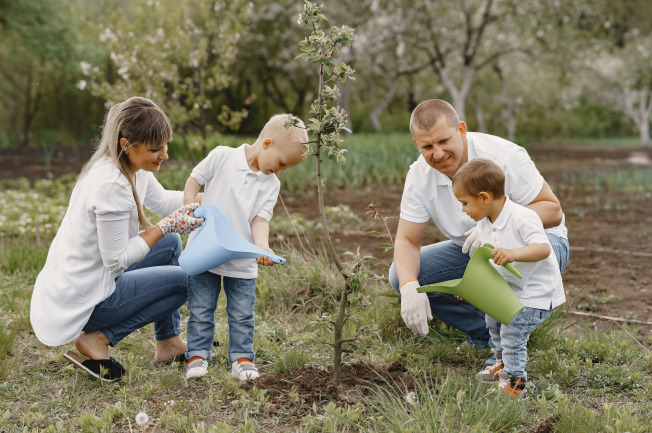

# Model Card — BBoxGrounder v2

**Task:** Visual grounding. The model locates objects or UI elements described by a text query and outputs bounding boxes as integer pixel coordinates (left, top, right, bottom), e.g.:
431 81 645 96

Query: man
390 99 569 357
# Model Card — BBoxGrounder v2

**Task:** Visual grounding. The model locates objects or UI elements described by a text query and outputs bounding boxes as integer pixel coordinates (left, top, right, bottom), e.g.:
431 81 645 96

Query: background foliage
1 0 652 150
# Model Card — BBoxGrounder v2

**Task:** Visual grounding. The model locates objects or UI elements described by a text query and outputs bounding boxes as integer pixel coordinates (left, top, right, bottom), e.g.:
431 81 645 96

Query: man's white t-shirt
477 197 565 310
400 132 567 245
30 157 183 346
188 144 280 279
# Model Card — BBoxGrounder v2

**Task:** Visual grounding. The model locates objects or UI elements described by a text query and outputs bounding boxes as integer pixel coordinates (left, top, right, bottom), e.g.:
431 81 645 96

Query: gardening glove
462 226 481 256
156 203 204 235
399 280 433 336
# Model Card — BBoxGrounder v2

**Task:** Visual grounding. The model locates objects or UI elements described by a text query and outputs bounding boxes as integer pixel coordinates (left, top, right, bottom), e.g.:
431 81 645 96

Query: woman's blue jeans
82 234 189 346
186 271 256 363
389 233 569 348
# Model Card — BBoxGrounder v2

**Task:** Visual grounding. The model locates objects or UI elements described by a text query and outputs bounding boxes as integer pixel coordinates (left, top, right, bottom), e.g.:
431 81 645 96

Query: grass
1 134 651 431
1 221 651 432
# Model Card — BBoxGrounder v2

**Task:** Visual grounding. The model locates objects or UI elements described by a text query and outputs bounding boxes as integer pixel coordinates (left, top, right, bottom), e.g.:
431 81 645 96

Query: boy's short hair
259 114 309 153
410 99 460 136
452 158 505 198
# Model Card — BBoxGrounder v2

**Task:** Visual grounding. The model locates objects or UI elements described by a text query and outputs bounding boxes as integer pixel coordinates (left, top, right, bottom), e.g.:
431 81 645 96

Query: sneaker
497 371 527 399
186 357 208 379
475 360 504 383
231 358 259 381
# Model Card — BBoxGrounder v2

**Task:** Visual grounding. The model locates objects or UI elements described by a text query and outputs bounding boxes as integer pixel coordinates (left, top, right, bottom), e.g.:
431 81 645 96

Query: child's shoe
186 357 208 379
475 360 504 383
231 358 259 381
475 350 503 383
497 370 527 399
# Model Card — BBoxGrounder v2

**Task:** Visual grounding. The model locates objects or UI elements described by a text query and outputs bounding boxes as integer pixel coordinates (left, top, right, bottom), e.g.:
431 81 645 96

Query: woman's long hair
79 97 172 228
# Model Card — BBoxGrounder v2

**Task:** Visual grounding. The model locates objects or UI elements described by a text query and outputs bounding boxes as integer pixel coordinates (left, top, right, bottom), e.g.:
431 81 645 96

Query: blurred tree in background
1 0 651 149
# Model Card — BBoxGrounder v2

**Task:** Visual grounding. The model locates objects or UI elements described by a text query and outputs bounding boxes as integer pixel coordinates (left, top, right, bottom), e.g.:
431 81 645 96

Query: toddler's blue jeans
83 234 188 346
486 306 554 381
186 271 256 363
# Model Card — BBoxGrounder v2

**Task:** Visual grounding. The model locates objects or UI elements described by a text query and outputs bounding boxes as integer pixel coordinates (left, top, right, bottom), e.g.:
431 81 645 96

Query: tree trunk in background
623 87 652 147
473 103 486 133
368 76 398 133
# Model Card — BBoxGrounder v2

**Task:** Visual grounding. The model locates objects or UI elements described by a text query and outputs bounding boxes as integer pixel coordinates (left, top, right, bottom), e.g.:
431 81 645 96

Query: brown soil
2 142 651 415
244 361 417 415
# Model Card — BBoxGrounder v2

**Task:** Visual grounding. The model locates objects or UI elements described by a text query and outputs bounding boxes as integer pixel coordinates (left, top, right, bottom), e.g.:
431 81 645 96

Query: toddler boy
451 158 565 398
183 114 309 381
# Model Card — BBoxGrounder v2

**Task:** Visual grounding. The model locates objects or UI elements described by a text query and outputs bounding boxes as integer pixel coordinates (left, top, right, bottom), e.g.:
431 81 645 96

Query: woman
30 96 203 381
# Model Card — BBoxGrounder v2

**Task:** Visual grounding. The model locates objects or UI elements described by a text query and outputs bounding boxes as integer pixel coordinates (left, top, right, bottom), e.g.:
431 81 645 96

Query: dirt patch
244 361 416 414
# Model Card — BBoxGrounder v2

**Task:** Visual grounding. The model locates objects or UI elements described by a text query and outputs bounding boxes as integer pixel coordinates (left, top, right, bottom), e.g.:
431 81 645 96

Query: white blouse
30 157 182 346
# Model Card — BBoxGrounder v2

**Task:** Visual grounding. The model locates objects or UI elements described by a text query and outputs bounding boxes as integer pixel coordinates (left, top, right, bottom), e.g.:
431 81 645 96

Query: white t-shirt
187 144 280 279
400 132 567 245
477 197 565 310
30 157 183 346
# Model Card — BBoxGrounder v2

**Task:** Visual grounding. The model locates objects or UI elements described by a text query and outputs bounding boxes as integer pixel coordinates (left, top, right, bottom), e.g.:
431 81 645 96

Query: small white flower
135 412 149 425
405 391 417 405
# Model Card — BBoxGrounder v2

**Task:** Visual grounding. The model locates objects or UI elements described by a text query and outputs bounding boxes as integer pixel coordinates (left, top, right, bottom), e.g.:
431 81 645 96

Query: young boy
183 114 309 381
451 158 565 398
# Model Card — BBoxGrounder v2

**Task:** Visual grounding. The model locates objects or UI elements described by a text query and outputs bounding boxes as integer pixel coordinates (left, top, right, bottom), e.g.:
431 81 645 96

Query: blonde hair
409 99 460 136
259 114 309 154
79 97 173 228
452 158 505 198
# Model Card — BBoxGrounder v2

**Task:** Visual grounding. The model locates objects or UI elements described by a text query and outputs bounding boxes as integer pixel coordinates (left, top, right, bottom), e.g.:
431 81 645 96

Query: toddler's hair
259 114 309 154
452 158 505 198
410 99 460 136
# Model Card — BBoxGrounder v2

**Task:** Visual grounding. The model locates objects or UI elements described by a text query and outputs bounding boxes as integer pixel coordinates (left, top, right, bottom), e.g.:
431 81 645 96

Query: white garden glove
156 203 204 235
462 226 481 256
399 280 433 336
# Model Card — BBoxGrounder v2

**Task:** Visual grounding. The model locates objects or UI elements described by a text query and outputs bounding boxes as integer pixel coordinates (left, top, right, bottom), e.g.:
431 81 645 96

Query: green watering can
417 243 524 325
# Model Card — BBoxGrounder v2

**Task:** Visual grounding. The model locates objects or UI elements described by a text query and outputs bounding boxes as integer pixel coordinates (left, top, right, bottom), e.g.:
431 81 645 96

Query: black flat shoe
63 350 126 382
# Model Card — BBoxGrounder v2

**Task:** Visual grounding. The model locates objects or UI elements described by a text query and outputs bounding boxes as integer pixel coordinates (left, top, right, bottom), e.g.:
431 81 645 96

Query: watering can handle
482 243 522 279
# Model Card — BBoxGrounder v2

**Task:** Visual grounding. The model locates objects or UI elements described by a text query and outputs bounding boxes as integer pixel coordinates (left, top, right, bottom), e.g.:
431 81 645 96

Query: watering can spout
179 204 286 276
417 243 523 325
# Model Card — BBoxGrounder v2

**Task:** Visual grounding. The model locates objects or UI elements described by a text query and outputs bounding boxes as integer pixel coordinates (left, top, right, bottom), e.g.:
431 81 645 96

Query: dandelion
405 391 417 405
135 411 149 425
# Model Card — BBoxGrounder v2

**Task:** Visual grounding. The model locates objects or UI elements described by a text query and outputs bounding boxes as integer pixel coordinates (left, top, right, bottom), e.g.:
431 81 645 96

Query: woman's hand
157 203 204 235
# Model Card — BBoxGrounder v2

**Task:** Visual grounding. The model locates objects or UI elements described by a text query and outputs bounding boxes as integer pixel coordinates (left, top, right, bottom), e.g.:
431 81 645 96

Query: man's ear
262 138 273 149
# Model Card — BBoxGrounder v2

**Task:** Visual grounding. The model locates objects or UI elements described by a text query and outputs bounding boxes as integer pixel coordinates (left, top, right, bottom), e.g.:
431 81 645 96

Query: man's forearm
393 238 422 285
526 201 563 228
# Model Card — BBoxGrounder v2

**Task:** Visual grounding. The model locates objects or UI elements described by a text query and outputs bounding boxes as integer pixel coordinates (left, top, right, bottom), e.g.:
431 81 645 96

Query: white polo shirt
400 132 567 245
477 197 565 309
188 144 280 279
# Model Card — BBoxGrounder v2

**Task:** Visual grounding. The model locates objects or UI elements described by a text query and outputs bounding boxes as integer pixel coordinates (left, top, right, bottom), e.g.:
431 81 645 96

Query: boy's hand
256 247 276 267
454 295 468 302
492 247 516 266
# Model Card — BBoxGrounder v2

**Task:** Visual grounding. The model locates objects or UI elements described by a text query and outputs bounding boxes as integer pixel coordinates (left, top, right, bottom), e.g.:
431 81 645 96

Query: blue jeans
486 306 554 381
83 234 189 346
186 272 256 363
389 233 569 348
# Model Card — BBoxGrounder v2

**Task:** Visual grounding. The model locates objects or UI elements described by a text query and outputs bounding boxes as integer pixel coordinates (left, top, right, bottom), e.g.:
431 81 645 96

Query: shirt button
244 181 248 185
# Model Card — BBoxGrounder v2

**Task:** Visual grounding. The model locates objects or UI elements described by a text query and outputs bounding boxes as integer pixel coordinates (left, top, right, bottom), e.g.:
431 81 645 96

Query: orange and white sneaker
497 371 527 399
475 350 504 383
231 358 259 381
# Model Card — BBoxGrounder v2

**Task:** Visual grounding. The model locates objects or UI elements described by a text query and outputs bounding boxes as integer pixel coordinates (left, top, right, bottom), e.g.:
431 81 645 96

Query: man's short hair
409 99 460 136
452 158 505 198
259 114 309 153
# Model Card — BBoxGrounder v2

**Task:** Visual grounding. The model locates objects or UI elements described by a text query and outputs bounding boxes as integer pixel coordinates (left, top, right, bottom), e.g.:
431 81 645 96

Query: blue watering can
179 204 286 276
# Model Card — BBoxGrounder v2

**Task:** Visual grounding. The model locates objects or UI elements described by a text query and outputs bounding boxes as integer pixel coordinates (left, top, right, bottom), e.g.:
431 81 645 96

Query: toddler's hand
454 295 468 302
492 247 515 266
157 203 204 235
256 247 276 267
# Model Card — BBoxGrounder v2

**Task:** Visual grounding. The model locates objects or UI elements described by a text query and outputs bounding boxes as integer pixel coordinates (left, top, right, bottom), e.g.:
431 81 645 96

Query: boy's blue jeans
83 234 188 346
486 306 554 381
186 271 256 363
389 233 569 349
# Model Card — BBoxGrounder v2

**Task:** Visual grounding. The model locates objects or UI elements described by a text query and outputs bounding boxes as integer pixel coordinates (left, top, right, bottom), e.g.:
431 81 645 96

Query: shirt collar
235 143 275 181
489 196 514 230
